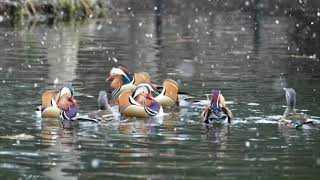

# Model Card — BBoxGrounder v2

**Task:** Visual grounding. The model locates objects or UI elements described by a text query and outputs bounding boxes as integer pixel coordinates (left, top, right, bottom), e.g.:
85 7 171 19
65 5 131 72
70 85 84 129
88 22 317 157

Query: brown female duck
280 88 316 129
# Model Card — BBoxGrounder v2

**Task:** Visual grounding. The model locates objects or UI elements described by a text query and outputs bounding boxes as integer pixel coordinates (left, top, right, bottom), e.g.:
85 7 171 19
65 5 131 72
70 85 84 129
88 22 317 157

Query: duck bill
69 96 75 102
106 74 116 82
68 96 78 107
147 93 154 100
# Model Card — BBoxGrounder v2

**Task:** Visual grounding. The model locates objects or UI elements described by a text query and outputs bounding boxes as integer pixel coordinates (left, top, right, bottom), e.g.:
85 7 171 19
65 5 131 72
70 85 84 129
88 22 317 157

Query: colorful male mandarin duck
202 90 233 124
136 79 179 108
106 66 150 96
118 85 163 118
40 86 78 120
280 88 316 129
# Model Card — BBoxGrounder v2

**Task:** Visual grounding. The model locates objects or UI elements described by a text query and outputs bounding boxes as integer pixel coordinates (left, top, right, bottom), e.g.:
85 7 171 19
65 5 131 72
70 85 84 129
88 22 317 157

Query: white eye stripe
133 86 149 98
110 67 126 75
60 87 71 97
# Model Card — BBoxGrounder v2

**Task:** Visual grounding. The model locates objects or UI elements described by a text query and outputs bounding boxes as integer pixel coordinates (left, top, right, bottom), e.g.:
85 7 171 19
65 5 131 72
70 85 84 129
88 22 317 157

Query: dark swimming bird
75 91 115 123
280 88 316 129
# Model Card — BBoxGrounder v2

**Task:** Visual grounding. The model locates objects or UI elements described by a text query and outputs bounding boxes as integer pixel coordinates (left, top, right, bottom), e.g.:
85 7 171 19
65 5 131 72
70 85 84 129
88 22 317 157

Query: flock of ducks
37 66 318 130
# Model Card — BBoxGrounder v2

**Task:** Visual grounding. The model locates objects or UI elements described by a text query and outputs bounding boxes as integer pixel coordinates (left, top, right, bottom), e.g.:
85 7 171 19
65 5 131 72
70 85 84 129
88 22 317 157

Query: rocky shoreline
0 0 110 22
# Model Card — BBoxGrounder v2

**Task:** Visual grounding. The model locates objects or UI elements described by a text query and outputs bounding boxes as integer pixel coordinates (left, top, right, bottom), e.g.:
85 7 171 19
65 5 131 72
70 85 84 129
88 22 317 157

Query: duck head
136 83 160 97
106 66 133 94
97 91 110 110
283 88 297 117
59 87 78 120
133 85 156 107
57 86 77 111
59 86 74 98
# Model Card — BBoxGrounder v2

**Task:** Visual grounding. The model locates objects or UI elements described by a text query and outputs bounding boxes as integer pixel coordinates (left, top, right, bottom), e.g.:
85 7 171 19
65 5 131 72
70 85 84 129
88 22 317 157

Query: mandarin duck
106 66 150 96
118 85 163 118
135 79 179 108
202 90 233 124
38 86 78 120
280 88 317 129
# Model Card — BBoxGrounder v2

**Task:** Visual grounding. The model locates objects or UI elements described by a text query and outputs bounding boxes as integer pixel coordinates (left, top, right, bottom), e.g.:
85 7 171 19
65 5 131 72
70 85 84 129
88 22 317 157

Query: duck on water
280 88 318 129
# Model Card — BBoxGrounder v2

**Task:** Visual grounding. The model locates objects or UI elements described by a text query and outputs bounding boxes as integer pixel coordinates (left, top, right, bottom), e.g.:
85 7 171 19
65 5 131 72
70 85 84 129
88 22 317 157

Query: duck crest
107 66 139 96
111 66 133 84
121 74 133 84
210 90 221 110
137 82 160 97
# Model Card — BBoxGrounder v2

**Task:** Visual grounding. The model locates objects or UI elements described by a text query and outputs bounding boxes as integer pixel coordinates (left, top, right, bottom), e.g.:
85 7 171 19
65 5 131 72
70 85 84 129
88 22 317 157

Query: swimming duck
39 86 78 120
118 86 163 118
106 66 150 96
202 90 233 124
136 79 179 108
76 91 116 123
280 88 316 129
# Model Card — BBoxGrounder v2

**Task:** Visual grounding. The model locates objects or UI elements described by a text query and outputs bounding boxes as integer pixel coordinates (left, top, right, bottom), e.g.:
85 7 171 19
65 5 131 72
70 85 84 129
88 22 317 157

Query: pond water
1 2 320 179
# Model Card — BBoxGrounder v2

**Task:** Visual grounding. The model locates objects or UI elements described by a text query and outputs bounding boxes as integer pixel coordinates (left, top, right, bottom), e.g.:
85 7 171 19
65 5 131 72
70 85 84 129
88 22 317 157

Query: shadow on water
0 0 320 179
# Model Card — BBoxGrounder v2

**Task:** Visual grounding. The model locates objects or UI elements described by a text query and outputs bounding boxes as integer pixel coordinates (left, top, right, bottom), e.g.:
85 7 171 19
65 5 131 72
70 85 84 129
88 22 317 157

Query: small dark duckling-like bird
76 91 115 123
280 88 317 129
202 90 233 124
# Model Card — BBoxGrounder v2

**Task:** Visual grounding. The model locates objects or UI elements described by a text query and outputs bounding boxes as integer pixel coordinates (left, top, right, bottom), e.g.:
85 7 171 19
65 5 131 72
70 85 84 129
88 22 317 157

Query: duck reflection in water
39 117 79 180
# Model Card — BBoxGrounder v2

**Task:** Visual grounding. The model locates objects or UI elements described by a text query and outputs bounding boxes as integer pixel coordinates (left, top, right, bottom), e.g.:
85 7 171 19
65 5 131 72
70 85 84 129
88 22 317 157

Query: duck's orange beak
68 96 79 107
147 93 154 100
69 96 75 102
106 74 116 81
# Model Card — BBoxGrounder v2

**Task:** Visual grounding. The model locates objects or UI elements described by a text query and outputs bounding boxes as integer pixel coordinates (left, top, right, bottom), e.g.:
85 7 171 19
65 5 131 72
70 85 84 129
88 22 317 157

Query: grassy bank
0 0 110 22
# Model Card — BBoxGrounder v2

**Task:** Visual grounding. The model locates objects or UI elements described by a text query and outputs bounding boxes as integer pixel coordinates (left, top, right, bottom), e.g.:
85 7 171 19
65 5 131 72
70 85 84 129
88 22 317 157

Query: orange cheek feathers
57 98 77 111
134 95 153 107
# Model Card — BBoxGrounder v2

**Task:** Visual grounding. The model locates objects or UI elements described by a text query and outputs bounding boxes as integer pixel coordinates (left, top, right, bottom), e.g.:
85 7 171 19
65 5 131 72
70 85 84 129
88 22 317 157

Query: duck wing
133 72 151 85
222 107 233 123
282 114 309 128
